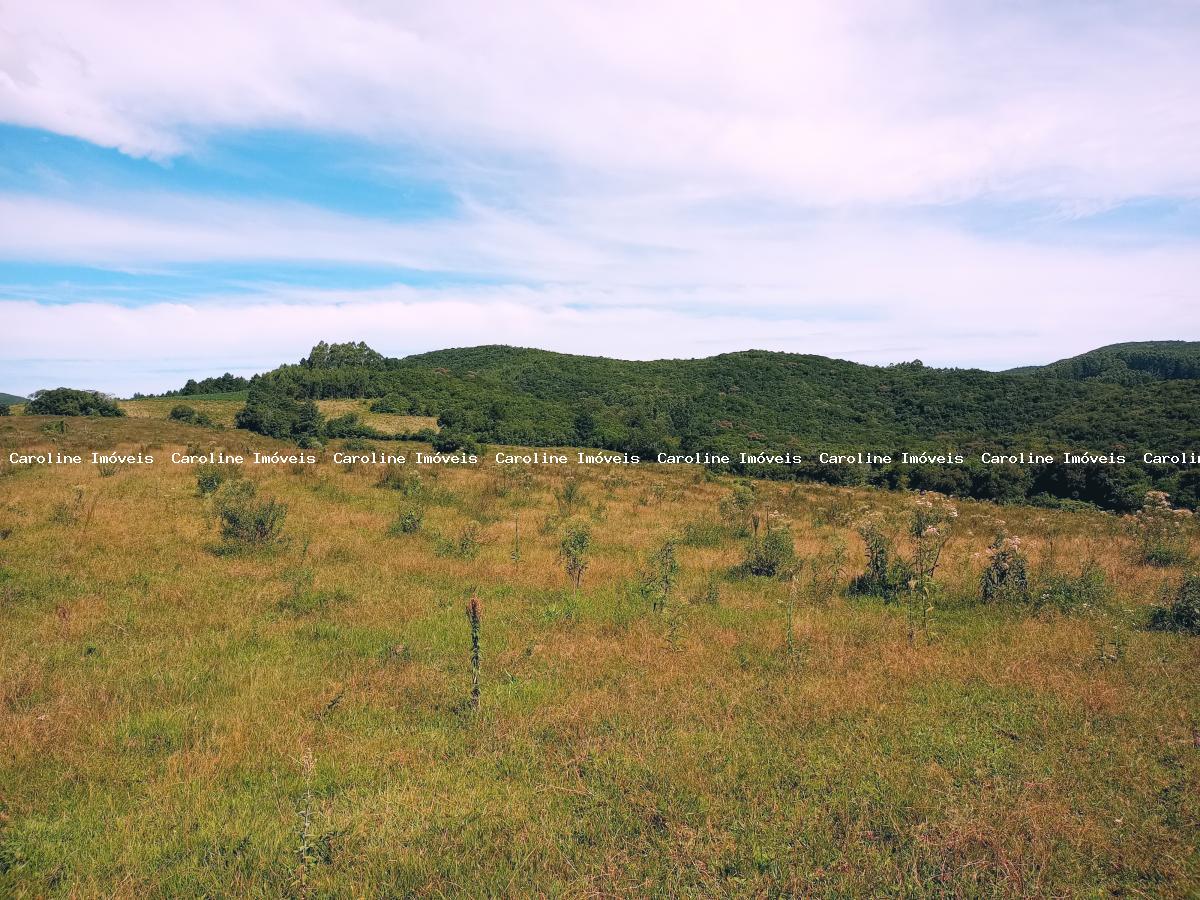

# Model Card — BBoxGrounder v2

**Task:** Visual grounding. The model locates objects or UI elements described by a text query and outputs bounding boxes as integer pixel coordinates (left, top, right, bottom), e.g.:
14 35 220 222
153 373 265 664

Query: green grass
0 415 1197 896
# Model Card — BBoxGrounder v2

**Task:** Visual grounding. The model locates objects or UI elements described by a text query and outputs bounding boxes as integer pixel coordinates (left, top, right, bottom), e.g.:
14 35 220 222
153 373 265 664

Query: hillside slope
170 340 1200 509
1007 341 1200 383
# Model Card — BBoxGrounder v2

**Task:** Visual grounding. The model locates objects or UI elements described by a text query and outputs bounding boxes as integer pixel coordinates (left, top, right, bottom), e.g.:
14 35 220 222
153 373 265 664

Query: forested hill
197 339 1200 510
1006 342 1200 384
244 340 1200 451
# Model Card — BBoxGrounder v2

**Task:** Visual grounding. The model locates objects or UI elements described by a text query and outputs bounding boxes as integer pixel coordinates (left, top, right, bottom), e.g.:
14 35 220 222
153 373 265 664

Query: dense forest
185 340 1200 511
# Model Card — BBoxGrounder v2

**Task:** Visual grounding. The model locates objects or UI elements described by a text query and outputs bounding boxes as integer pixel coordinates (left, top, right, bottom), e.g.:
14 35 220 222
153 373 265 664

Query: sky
1 1 1198 396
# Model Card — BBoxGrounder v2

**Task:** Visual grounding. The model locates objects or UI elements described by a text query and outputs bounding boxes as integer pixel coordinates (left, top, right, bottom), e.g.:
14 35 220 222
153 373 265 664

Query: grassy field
119 394 437 435
0 414 1197 897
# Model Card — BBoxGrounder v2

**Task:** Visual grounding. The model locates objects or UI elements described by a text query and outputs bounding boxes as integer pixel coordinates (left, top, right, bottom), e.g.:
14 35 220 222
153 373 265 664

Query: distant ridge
1006 341 1200 383
114 338 1200 509
0 391 27 406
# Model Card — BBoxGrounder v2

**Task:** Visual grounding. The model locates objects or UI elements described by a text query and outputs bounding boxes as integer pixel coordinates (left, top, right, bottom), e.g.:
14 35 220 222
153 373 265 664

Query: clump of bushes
27 388 125 417
554 477 586 517
213 480 287 547
980 534 1030 604
850 496 956 603
234 384 323 442
1148 573 1200 635
370 395 412 414
195 462 239 496
390 506 424 535
850 520 911 600
431 431 483 455
377 467 424 496
1128 491 1193 567
735 518 796 578
324 412 384 440
0 403 9 416
169 404 216 427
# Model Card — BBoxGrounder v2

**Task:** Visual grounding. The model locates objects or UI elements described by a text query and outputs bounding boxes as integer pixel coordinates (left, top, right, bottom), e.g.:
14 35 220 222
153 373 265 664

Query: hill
1007 341 1200 383
0 391 27 406
169 340 1200 510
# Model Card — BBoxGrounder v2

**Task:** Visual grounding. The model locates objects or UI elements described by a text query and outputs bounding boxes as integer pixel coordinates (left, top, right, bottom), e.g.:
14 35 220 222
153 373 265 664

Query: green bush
370 394 412 414
195 462 238 497
214 481 286 546
431 430 483 456
170 404 215 427
736 526 796 578
559 520 592 593
1130 491 1193 566
325 412 384 440
377 467 424 496
390 506 424 535
1148 573 1200 635
27 388 124 417
234 384 323 441
850 521 911 600
0 403 9 416
639 540 679 611
980 534 1030 604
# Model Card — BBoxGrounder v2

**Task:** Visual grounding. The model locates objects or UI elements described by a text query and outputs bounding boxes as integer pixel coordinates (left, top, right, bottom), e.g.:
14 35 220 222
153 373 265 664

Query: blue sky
1 1 1198 396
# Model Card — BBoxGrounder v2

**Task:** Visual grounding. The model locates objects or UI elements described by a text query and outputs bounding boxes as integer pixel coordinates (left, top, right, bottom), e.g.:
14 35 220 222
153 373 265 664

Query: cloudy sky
1 1 1198 395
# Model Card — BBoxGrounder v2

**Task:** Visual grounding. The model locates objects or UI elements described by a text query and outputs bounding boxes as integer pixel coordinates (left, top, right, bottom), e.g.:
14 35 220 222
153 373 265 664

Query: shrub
851 520 911 600
1148 573 1200 635
431 430 482 455
214 480 287 546
370 395 412 414
195 462 238 496
390 506 424 535
169 404 215 427
1128 491 1193 566
377 467 423 496
1035 563 1110 614
27 388 124 417
234 384 323 441
325 412 383 440
736 522 796 578
554 477 585 516
0 403 9 416
559 520 592 595
909 495 957 587
640 540 680 612
980 534 1030 604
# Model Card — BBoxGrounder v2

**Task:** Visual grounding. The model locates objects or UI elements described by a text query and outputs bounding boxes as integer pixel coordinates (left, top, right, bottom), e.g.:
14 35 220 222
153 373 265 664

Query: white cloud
1 1 1197 394
1 258 1193 396
2 1 1198 204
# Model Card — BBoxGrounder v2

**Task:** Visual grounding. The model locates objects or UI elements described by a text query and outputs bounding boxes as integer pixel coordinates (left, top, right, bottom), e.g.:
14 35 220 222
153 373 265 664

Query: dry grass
313 398 437 434
0 415 1197 897
118 395 437 434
